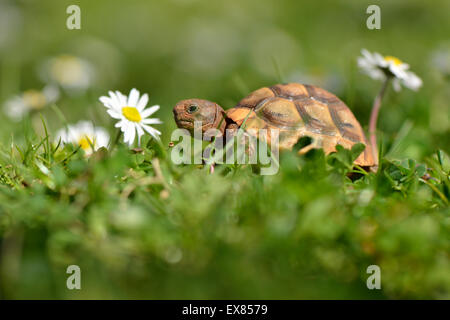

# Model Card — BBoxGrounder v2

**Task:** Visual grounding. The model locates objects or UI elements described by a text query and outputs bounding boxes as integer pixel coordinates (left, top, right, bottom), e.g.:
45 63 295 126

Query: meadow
0 0 448 299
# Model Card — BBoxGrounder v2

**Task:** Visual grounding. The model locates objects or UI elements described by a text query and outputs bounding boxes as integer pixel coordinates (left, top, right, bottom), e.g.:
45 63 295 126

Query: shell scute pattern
229 83 375 167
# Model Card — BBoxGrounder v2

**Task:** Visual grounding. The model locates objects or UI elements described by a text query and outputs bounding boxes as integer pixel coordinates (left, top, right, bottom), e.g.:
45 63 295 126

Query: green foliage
0 129 448 299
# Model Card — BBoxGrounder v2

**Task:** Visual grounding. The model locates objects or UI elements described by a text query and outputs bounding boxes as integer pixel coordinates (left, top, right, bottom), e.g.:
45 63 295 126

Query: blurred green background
1 0 449 153
0 0 449 299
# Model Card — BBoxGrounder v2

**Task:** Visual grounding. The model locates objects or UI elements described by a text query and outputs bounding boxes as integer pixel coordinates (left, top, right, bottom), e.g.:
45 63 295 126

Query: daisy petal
142 118 163 125
402 72 422 91
116 91 127 106
141 105 160 118
99 96 112 106
135 123 144 145
128 88 140 107
108 91 120 107
361 49 376 64
142 124 161 139
136 123 144 138
392 79 402 92
136 93 148 111
127 125 136 146
107 109 122 119
123 125 131 144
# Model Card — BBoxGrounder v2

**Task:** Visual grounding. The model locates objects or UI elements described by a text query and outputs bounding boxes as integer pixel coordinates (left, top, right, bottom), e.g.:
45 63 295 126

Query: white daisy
3 85 59 121
99 88 162 146
55 121 109 155
39 54 95 92
358 49 422 91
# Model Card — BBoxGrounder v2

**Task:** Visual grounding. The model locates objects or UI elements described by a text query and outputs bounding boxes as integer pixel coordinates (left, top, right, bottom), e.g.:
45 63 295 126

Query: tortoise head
173 99 226 138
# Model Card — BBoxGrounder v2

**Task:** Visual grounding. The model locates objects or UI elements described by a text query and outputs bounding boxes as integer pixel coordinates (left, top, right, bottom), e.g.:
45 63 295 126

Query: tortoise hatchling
173 83 377 168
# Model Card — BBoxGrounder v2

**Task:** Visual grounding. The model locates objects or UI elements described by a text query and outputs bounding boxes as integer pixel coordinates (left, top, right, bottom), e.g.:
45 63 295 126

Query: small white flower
39 54 95 92
55 121 109 155
99 88 162 146
3 85 59 121
358 49 422 91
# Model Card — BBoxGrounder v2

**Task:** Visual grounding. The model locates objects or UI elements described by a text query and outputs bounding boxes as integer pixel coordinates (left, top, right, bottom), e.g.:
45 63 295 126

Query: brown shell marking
228 83 376 167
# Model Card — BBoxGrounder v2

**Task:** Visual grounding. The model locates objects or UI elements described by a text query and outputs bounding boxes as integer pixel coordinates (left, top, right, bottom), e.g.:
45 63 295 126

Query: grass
0 119 448 299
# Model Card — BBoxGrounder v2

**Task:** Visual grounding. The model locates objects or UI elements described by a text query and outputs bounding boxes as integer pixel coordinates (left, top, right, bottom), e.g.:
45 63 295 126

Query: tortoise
173 83 376 168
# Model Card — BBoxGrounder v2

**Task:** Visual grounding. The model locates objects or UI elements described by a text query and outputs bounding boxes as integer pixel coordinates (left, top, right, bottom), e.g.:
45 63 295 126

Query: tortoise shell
226 83 376 167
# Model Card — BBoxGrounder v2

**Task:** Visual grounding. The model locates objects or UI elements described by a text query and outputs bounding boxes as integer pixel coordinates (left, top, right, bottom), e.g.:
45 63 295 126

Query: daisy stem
369 76 391 163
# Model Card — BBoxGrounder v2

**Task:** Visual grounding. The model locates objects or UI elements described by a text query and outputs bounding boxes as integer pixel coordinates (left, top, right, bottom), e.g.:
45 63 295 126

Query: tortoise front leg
208 124 239 173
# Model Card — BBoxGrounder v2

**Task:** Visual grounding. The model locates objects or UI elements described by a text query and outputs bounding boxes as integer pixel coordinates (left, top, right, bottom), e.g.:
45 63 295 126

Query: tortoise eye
187 105 198 114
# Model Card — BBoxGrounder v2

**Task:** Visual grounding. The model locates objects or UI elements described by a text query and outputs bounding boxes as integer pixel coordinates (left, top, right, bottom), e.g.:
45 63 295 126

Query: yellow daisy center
78 136 93 150
23 90 47 110
384 56 403 66
51 55 84 85
122 106 141 122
